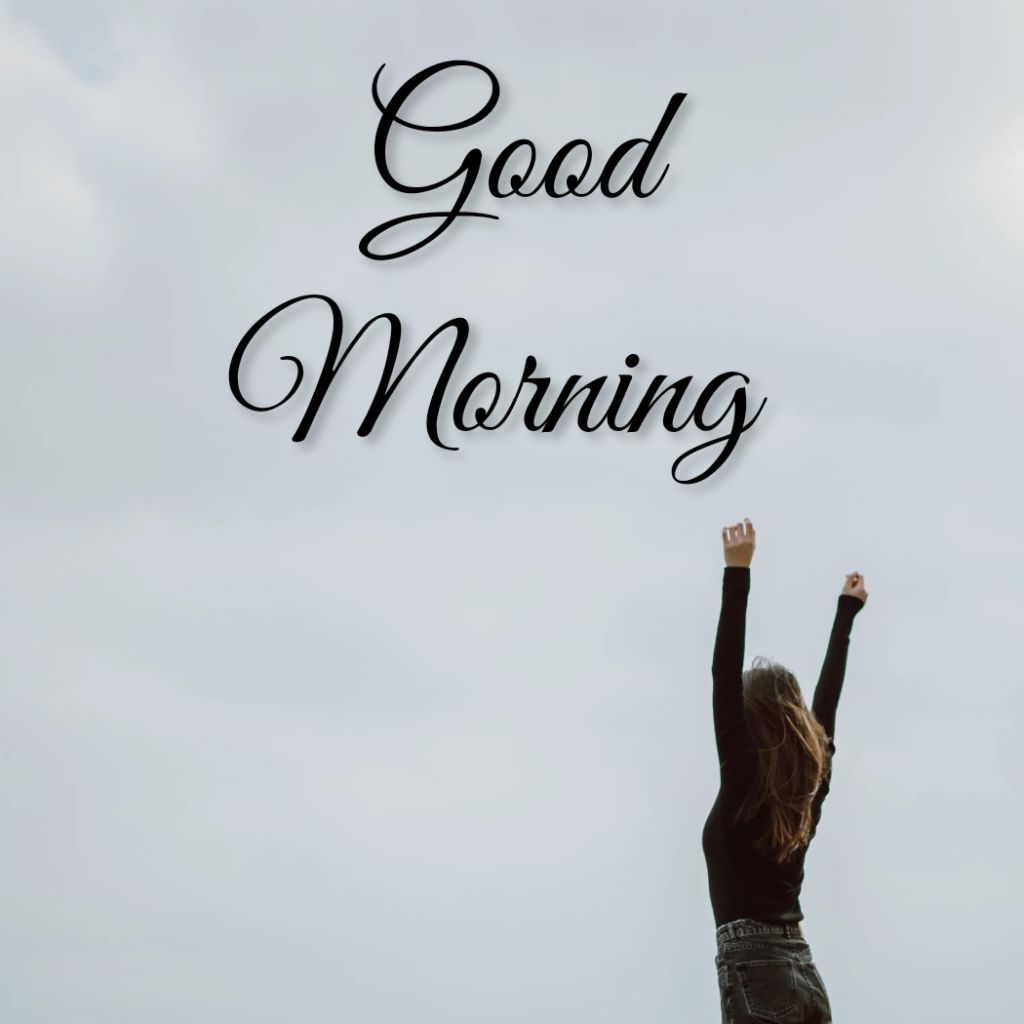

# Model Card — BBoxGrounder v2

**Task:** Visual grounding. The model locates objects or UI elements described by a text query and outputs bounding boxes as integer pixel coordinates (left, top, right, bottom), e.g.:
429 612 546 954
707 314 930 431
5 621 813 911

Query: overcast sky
2 1 1022 1021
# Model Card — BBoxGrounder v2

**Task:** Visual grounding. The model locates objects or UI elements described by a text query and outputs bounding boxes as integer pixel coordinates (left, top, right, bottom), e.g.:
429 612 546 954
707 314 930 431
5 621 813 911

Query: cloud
0 2 218 286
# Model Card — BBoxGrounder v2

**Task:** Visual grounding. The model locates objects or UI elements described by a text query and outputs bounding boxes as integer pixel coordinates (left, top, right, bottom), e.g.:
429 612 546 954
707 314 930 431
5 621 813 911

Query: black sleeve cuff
723 566 751 594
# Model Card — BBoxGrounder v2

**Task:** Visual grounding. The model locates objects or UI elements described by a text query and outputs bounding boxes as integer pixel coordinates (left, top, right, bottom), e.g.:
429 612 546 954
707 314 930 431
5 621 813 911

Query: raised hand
722 518 756 568
841 572 868 604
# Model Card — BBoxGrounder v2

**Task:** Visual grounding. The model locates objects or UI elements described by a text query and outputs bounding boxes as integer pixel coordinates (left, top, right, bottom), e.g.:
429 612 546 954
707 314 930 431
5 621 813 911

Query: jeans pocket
735 958 799 1021
717 961 730 1024
803 962 832 1020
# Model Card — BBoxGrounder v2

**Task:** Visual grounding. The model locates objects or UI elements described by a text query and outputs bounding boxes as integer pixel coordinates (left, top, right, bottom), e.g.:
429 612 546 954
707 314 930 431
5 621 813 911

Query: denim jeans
715 919 832 1023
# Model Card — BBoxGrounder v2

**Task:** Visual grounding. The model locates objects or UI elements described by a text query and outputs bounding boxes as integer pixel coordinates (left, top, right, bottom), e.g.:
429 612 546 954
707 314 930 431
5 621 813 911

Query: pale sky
2 1 1022 1021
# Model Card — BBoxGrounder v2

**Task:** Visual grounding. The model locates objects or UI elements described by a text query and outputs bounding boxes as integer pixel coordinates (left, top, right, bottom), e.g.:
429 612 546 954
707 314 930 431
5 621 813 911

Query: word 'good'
361 60 686 260
228 295 765 484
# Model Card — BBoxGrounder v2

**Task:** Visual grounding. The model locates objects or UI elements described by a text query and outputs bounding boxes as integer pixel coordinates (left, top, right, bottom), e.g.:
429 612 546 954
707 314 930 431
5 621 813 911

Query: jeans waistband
716 918 804 944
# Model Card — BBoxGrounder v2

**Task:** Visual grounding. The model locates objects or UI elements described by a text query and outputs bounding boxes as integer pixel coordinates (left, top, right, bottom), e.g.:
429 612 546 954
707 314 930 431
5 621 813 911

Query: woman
704 518 866 1023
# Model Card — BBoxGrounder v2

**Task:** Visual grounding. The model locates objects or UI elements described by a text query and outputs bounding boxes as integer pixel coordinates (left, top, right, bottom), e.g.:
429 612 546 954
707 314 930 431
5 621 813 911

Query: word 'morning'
361 60 686 260
228 295 765 484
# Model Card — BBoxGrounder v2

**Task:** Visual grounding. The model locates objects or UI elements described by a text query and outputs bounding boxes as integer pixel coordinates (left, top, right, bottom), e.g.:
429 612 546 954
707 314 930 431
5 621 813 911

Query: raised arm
712 520 758 787
811 573 867 742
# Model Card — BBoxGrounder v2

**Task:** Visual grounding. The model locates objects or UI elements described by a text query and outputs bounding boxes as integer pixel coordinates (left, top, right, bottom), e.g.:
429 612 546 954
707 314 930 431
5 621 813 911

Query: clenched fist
722 519 756 568
841 573 867 604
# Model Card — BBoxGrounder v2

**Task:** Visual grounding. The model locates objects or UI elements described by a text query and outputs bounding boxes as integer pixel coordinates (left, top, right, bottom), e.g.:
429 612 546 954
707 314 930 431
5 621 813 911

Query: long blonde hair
735 657 832 863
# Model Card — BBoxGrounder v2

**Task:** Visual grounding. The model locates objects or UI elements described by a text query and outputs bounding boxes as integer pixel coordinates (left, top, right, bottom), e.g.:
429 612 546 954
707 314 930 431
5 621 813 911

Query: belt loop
727 921 736 941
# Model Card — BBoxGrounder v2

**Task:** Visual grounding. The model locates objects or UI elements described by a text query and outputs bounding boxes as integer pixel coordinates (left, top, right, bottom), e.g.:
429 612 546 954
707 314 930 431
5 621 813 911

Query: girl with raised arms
705 518 866 1023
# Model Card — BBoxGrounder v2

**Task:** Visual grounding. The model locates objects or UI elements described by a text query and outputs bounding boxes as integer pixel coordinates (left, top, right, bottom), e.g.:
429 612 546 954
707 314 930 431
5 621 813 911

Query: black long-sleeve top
701 567 863 925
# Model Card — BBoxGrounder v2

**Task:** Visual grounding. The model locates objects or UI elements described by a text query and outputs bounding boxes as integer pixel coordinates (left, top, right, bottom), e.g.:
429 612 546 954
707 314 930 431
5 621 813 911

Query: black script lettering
488 140 543 198
359 61 501 260
520 357 553 431
539 375 609 431
625 374 694 431
453 373 503 430
464 355 539 431
228 294 468 448
543 140 598 197
360 62 687 258
670 374 766 484
603 354 642 430
598 92 686 197
229 300 765 483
